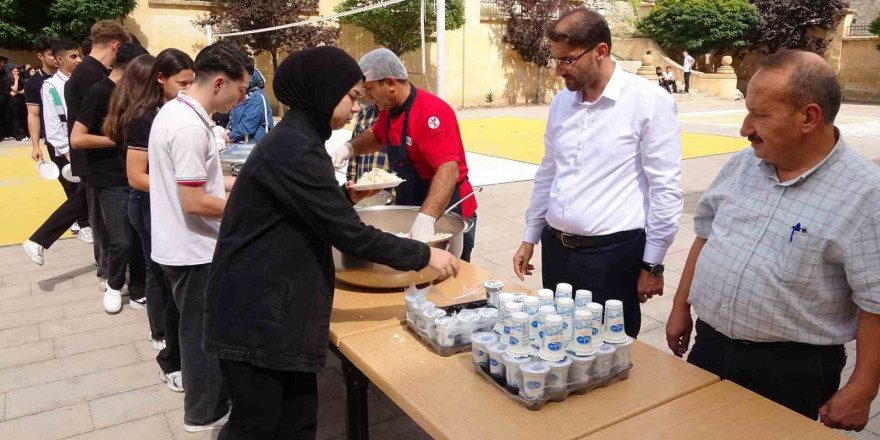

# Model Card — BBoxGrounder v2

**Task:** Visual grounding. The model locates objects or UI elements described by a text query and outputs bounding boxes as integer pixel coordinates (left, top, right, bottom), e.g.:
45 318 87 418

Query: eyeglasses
551 43 601 70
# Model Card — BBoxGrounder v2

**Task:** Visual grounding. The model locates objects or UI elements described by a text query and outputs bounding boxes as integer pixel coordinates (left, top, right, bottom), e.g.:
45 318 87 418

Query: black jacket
204 110 430 372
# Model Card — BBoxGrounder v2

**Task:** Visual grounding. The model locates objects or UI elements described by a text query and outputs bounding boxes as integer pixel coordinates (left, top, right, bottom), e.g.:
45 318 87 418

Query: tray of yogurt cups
469 283 634 410
404 284 497 357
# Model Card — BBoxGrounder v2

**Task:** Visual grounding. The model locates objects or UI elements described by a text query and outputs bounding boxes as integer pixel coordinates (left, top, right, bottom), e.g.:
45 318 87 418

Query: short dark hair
547 8 612 51
0 56 7 63
34 35 58 54
115 43 149 68
244 57 255 76
194 41 250 82
52 40 80 57
81 36 93 57
761 50 841 124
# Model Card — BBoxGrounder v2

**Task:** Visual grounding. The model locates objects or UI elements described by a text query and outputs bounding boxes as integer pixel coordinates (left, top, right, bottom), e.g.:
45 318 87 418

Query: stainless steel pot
333 205 472 289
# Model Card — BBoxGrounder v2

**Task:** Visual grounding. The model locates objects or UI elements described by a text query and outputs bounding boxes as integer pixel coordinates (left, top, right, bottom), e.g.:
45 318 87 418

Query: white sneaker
22 240 44 265
103 288 122 314
78 226 94 244
98 278 108 292
151 336 166 351
70 223 81 235
184 410 229 433
130 296 146 310
159 370 184 393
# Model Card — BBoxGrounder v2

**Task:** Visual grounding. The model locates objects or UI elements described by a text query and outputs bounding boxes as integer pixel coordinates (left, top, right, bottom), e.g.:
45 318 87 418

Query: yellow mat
459 117 748 164
0 147 74 247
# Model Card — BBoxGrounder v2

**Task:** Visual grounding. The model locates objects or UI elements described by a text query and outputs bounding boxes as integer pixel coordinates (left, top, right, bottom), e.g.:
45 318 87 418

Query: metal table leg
331 344 370 440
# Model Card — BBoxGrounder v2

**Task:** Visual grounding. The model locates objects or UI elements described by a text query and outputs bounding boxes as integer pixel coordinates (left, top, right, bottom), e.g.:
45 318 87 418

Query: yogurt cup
603 300 627 343
537 289 554 308
539 315 565 362
537 305 557 347
487 342 507 377
413 301 435 332
586 302 604 347
556 297 575 344
455 309 482 344
477 308 498 333
433 316 457 347
404 292 424 324
512 292 528 303
555 283 573 301
504 312 531 356
423 308 447 339
570 310 597 356
495 293 515 334
520 361 550 400
524 296 540 342
502 352 532 390
543 356 572 393
503 302 524 338
610 337 634 372
568 353 597 385
471 332 498 366
595 343 618 378
484 280 504 307
575 290 592 310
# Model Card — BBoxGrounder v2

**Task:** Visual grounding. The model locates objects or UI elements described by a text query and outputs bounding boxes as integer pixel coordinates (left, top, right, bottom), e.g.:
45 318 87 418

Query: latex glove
330 141 353 170
410 213 436 243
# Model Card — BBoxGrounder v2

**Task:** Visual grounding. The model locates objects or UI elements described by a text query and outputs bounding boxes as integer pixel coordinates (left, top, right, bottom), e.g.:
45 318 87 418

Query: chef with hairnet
331 48 479 261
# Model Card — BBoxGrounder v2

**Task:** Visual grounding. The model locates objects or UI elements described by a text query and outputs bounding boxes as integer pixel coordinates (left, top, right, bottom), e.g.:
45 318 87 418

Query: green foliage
336 0 465 56
484 91 495 104
871 16 880 52
43 0 137 42
0 0 30 49
636 0 759 54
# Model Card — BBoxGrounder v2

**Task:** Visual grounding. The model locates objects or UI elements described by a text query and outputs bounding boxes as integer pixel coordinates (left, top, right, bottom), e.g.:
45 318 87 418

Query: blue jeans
461 213 477 263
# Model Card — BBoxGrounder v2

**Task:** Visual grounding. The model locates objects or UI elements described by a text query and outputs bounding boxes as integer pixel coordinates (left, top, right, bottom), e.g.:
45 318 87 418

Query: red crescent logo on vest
428 116 440 129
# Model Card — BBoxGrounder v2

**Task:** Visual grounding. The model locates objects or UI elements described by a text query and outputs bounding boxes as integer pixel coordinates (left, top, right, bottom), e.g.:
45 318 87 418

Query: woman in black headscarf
204 47 459 439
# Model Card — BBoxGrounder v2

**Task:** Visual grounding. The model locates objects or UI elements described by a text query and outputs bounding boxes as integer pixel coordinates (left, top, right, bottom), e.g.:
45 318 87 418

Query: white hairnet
359 48 408 82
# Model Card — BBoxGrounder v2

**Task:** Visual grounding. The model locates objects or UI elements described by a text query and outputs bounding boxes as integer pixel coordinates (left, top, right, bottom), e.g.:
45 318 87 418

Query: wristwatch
641 262 665 277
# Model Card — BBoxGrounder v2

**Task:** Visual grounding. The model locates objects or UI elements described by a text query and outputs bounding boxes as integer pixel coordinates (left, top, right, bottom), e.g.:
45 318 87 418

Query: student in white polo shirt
148 42 249 433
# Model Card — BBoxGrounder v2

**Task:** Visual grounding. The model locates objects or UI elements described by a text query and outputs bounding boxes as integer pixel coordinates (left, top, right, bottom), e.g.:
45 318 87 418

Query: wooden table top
338 324 720 440
579 380 850 440
330 261 531 346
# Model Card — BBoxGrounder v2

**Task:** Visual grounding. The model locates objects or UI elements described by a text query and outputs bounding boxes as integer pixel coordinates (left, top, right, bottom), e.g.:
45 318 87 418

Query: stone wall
838 36 880 102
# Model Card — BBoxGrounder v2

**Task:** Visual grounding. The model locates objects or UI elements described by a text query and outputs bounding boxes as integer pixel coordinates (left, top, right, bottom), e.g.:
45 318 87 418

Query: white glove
410 213 436 243
330 141 353 170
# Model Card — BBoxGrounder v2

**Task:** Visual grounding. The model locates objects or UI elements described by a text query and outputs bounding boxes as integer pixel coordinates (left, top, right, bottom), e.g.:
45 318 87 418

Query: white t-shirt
683 55 695 72
148 91 226 266
663 71 675 81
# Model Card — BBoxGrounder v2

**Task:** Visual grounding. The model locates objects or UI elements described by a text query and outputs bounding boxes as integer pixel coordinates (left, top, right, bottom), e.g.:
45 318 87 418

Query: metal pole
206 25 213 45
420 0 426 74
436 0 445 99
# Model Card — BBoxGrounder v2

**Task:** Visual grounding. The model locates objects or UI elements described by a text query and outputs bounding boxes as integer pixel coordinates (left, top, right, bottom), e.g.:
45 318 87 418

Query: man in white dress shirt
512 8 683 337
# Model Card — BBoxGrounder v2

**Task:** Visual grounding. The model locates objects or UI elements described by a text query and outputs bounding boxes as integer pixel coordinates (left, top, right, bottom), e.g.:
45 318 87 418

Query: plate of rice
351 168 405 191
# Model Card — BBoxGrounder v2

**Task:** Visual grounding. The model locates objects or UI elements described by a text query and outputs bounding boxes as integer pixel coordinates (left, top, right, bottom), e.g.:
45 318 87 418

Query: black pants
30 176 90 249
161 263 230 426
688 319 846 420
6 95 27 140
684 72 691 93
87 184 108 279
128 190 170 340
45 146 79 199
541 227 645 338
219 359 318 440
96 185 145 298
461 213 477 263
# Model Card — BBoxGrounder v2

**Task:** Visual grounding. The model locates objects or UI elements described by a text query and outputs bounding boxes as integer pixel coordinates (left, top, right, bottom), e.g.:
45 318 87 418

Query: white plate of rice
351 168 405 191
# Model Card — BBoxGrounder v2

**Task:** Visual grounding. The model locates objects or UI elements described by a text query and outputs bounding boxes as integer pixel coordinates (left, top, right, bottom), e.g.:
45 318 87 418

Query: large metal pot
333 205 471 289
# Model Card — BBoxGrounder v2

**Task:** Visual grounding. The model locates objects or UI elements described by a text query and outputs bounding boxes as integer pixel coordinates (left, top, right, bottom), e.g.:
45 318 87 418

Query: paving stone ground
1 101 879 439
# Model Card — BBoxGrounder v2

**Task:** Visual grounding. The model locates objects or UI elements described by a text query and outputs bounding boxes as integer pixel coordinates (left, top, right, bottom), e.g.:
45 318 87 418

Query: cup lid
456 309 481 322
605 299 624 309
575 289 592 297
512 293 527 302
586 302 604 312
511 311 529 322
568 353 597 362
487 342 507 353
597 343 617 354
556 298 574 307
506 302 523 313
556 283 573 293
477 308 497 318
497 292 515 302
523 296 540 306
484 280 504 289
537 289 554 299
502 352 532 364
423 308 446 319
545 315 563 324
472 332 498 345
610 336 633 347
522 361 550 374
417 301 435 310
538 305 556 315
574 310 592 319
544 357 572 368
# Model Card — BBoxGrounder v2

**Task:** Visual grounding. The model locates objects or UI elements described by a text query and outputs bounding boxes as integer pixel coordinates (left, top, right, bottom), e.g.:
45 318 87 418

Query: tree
747 0 848 55
636 0 759 55
43 0 138 42
335 0 465 56
497 0 575 103
869 15 880 52
195 0 339 71
0 0 30 49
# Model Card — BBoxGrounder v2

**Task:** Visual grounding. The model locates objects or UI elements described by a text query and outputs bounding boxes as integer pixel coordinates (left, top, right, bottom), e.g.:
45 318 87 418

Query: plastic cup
502 352 532 390
413 301 435 332
555 283 573 301
524 296 540 342
570 310 597 356
512 293 528 303
433 316 457 348
484 280 504 307
603 300 627 343
471 332 498 366
503 301 524 339
575 290 592 310
455 309 482 344
495 293 515 334
610 337 634 372
36 160 59 181
543 356 572 393
505 312 531 356
520 362 550 400
539 315 565 361
537 289 554 308
536 305 556 346
595 343 618 378
404 292 424 325
487 342 507 377
587 302 604 347
568 353 597 385
423 308 447 339
477 308 498 333
556 297 574 344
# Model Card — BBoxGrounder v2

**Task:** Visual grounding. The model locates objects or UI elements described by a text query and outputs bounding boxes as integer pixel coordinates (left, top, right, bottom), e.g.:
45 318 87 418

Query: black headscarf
273 46 364 141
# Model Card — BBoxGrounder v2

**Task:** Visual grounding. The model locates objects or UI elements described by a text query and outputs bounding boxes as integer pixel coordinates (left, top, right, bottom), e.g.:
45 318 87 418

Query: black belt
695 320 844 352
551 227 643 249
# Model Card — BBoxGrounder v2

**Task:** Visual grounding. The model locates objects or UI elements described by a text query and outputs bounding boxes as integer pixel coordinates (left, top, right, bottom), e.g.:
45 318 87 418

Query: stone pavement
1 101 879 439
